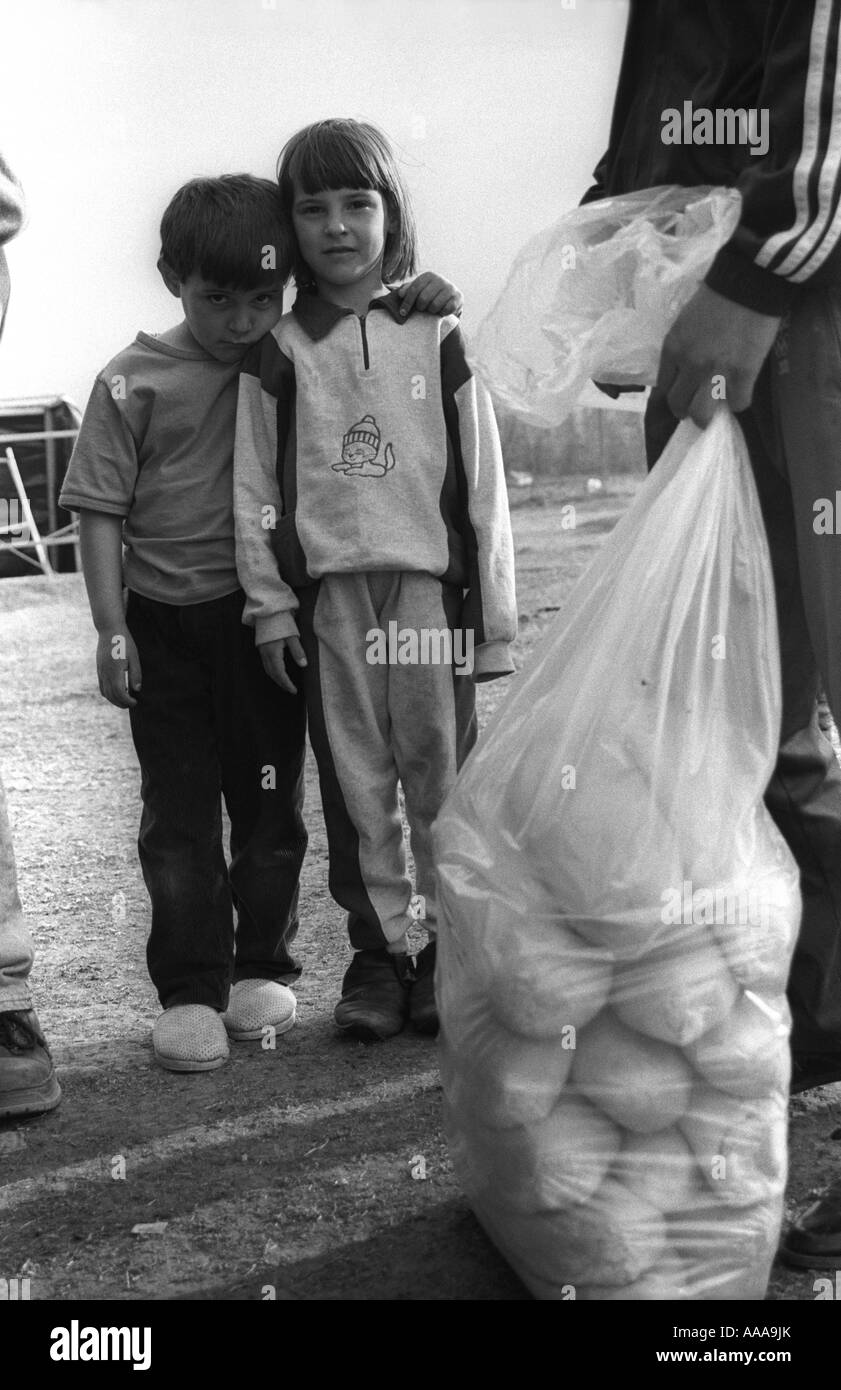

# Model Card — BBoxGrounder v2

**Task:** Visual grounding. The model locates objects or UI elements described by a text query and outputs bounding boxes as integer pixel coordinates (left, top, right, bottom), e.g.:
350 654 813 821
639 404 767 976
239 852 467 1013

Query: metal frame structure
0 395 82 576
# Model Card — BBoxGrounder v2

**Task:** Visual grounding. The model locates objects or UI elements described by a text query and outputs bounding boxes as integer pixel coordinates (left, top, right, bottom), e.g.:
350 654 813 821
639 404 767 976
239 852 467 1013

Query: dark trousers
126 589 307 1010
645 285 841 1055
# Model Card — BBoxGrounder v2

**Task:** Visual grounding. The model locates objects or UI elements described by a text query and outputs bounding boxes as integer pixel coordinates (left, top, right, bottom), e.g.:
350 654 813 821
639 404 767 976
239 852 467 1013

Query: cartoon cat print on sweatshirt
332 414 395 478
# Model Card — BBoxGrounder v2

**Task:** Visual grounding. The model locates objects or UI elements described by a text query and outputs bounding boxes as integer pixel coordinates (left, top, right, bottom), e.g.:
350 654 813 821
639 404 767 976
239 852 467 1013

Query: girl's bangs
287 128 389 196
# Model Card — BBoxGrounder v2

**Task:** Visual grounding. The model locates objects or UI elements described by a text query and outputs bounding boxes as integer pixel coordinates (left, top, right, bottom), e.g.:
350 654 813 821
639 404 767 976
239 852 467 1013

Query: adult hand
259 636 307 694
656 284 782 428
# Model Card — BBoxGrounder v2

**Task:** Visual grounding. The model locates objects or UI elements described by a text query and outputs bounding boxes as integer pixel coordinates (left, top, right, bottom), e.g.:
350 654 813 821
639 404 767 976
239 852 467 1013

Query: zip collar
291 289 409 342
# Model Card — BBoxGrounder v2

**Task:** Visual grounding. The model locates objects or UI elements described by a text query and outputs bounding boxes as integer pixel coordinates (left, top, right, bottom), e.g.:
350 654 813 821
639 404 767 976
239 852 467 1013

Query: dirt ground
0 473 838 1304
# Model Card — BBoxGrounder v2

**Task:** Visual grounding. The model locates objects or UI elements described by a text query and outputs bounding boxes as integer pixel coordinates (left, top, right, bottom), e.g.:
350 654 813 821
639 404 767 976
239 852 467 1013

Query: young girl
233 119 517 1041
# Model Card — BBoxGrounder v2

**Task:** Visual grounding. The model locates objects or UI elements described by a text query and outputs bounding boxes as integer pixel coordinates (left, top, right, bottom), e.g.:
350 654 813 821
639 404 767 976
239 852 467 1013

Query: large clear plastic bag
469 185 741 427
434 410 801 1301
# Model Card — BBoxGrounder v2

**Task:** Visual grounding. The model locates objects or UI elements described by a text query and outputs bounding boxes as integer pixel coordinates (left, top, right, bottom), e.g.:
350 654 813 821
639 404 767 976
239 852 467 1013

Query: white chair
0 446 57 576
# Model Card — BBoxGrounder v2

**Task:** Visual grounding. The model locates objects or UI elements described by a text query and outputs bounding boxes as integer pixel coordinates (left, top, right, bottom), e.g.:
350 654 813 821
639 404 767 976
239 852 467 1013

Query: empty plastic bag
434 409 801 1301
469 185 741 427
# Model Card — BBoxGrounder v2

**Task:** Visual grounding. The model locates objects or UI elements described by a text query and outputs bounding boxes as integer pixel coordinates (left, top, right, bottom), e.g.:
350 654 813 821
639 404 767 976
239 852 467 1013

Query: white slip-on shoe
222 979 297 1040
152 1004 230 1073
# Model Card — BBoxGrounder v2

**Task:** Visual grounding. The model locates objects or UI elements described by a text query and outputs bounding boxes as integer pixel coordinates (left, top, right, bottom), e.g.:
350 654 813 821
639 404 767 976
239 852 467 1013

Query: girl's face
291 183 393 299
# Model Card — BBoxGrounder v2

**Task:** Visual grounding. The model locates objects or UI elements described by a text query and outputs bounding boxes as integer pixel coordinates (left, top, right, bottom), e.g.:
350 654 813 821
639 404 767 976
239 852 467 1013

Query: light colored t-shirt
60 332 244 605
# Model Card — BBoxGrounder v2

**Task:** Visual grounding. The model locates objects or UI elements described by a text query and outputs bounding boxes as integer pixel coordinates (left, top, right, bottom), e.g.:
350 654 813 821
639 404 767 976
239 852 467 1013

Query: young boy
61 174 463 1071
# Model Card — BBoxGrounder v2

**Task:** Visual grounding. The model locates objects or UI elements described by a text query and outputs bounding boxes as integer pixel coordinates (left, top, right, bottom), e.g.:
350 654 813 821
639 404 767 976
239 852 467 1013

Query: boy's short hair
159 174 291 288
276 120 419 288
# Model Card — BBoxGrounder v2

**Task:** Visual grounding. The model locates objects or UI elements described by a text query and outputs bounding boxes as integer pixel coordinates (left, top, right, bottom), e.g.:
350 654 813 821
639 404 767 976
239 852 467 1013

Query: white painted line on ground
0 1069 441 1211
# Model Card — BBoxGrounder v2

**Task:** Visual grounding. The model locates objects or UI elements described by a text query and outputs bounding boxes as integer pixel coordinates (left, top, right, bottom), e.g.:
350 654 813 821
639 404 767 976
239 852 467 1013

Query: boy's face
291 185 391 296
160 264 285 361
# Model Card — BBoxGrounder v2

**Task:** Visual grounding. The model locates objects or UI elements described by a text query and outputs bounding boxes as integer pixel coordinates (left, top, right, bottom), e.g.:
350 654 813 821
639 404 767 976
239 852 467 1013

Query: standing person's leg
770 284 841 1078
126 592 232 1071
0 769 61 1116
296 575 414 1039
206 590 308 1039
645 317 841 1083
386 573 478 1033
0 773 34 1014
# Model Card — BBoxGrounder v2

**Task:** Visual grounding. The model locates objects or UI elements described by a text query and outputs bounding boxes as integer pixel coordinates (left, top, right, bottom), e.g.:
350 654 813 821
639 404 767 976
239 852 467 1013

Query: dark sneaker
0 1010 62 1119
409 940 439 1036
790 1051 841 1095
334 948 412 1041
778 1177 841 1269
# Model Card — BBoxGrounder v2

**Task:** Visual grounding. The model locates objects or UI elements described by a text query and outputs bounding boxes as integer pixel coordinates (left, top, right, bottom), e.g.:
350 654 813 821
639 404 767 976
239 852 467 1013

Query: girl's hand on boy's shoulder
396 272 463 319
258 636 307 695
95 629 142 709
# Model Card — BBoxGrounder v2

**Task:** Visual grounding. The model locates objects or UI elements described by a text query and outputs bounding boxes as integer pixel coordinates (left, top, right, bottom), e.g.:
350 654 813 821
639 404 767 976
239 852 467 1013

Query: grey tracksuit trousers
297 571 478 950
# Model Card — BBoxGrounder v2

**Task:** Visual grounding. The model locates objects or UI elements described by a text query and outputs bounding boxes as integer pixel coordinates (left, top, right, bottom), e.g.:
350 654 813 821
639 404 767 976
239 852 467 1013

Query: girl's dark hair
159 174 291 287
276 119 419 289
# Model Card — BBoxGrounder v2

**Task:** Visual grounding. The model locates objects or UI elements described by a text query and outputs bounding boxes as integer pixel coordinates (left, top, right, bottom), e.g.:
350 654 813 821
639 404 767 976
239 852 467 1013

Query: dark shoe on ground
790 1051 841 1094
334 948 412 1041
778 1177 841 1269
0 1009 62 1119
409 940 439 1036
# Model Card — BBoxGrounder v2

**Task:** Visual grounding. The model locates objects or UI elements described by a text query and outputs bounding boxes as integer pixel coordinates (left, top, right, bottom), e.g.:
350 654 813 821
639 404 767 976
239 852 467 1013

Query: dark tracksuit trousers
126 588 307 1011
646 285 841 1058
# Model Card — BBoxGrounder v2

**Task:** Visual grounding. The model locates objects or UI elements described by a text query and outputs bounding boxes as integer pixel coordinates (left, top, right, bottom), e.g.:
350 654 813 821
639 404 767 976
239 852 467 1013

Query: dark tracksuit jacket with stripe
233 290 517 679
585 0 841 315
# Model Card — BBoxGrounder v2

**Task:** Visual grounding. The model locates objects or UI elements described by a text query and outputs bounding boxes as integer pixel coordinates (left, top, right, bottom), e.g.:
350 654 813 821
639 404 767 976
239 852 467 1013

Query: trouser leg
209 591 307 982
766 287 841 1052
297 576 413 950
127 592 233 1010
645 302 841 1055
0 770 34 1011
387 574 477 932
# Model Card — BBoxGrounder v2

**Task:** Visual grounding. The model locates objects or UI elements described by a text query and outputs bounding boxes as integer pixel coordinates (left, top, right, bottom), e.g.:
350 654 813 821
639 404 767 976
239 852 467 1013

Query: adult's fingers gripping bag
469 185 741 427
434 411 801 1301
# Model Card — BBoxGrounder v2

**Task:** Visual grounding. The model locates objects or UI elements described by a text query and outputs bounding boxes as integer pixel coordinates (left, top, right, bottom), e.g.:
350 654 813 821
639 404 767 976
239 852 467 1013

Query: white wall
0 0 627 409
